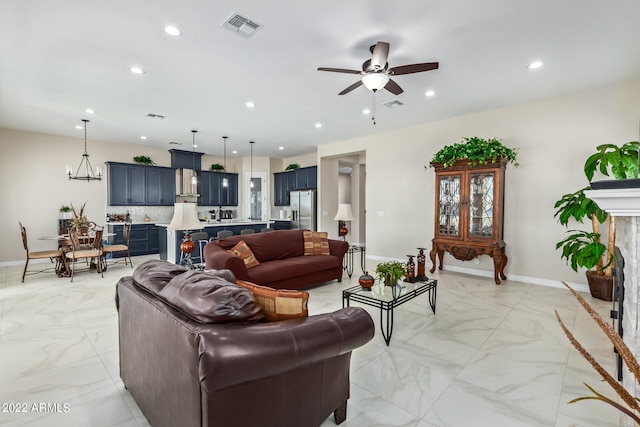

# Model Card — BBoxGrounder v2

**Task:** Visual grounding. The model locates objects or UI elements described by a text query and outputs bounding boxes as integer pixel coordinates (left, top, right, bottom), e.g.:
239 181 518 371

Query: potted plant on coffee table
554 141 639 300
375 261 406 286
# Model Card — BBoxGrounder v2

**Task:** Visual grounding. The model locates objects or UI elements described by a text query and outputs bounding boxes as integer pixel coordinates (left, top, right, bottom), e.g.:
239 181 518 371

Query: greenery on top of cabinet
429 137 519 168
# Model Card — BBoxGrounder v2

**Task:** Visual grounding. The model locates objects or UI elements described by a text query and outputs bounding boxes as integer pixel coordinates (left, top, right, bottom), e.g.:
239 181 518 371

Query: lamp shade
334 204 354 221
361 73 389 91
168 203 202 231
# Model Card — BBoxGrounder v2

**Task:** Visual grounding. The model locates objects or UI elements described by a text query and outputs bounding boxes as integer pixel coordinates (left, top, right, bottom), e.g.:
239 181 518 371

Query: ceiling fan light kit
361 73 389 91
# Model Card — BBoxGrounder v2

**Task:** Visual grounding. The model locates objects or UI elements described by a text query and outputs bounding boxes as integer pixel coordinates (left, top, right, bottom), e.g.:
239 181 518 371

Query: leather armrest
203 243 249 280
197 306 374 392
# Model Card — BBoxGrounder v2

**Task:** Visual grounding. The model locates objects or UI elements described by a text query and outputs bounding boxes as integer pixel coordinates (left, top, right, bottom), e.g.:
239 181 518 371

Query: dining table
38 232 116 277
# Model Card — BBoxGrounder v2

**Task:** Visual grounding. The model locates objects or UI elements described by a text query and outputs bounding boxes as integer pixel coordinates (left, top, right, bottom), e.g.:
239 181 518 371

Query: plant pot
586 270 613 301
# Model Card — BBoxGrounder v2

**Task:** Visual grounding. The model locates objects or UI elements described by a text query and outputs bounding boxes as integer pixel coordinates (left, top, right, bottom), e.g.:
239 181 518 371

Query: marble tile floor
0 255 622 426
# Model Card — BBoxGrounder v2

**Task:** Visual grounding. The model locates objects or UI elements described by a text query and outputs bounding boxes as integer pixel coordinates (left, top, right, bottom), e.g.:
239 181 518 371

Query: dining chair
240 228 255 235
65 228 104 282
216 230 234 239
102 222 133 270
19 221 61 283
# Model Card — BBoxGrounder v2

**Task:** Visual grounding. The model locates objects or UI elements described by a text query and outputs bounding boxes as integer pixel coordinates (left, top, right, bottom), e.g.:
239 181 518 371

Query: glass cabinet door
437 175 461 237
468 172 494 238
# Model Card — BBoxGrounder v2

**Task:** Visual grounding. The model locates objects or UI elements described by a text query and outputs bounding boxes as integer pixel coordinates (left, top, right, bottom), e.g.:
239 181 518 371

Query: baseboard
365 254 589 293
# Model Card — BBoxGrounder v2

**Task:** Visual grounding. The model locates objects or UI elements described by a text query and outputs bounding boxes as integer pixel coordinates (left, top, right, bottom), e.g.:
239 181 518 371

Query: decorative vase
359 271 375 291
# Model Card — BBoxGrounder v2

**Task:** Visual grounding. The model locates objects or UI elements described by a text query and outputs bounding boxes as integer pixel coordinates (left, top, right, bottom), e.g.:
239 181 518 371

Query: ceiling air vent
222 12 262 38
146 113 165 120
383 100 404 108
168 141 182 145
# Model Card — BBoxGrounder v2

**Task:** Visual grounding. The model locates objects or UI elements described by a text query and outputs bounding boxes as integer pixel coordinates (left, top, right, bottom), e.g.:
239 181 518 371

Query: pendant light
191 130 198 186
222 136 228 187
67 119 102 181
249 141 255 188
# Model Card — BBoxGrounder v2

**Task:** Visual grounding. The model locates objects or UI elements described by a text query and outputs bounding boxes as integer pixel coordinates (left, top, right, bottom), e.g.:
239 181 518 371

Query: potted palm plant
554 141 639 300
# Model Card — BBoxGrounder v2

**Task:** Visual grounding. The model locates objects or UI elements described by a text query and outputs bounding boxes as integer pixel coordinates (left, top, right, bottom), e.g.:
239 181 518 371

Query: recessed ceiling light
193 144 198 148
528 61 544 70
129 66 145 75
75 125 83 130
362 109 370 115
425 90 435 97
278 146 284 150
85 108 96 114
246 101 255 108
164 25 182 37
232 150 238 154
315 123 322 129
140 136 147 140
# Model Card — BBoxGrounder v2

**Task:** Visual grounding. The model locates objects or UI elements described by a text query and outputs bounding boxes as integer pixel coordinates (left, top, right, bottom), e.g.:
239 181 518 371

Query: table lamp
168 202 202 268
333 204 354 241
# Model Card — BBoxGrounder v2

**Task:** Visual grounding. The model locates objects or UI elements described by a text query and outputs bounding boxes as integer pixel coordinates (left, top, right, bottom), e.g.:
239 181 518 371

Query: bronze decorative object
404 255 416 283
416 247 428 281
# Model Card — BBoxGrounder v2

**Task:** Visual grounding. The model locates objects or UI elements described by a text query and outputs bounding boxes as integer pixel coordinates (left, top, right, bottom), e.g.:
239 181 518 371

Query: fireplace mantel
585 186 640 426
584 188 640 216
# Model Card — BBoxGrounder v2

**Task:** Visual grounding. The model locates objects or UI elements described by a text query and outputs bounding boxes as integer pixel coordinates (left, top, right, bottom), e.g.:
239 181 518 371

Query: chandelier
67 119 102 181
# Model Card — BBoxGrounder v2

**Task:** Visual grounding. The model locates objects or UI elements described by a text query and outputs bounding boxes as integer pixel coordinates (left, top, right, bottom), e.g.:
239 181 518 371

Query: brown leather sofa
203 229 349 290
116 260 374 427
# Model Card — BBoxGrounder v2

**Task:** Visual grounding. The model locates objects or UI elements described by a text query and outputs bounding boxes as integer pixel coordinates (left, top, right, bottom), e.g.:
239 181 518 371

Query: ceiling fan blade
318 67 362 75
338 80 363 95
384 78 403 95
388 62 439 75
370 41 390 70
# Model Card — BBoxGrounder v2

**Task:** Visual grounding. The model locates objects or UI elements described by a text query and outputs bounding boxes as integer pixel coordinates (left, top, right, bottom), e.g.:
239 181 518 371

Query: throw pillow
227 240 260 269
303 230 330 256
236 280 309 322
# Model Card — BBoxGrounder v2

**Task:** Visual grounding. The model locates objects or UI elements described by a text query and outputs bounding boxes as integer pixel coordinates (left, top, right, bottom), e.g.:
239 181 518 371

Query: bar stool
240 228 255 235
216 230 233 239
187 231 209 265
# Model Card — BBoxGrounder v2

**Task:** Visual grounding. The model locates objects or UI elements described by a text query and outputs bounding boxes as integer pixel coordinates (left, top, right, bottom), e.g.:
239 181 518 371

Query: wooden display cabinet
429 159 508 284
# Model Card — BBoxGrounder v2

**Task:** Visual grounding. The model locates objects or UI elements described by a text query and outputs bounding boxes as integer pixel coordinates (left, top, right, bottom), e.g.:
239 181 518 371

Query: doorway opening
246 172 267 221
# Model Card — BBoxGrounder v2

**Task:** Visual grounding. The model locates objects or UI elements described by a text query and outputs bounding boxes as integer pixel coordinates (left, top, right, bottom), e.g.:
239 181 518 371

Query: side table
344 245 366 278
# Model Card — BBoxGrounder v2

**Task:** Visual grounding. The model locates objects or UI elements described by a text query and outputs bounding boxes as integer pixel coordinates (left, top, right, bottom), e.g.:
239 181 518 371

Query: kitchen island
157 220 273 264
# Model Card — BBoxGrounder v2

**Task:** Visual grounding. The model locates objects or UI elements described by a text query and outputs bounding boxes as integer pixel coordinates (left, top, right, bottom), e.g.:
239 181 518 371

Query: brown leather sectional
116 260 375 427
203 229 349 290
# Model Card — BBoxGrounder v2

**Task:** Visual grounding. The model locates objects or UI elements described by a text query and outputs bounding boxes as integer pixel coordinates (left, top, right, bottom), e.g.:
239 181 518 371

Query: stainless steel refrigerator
290 190 317 230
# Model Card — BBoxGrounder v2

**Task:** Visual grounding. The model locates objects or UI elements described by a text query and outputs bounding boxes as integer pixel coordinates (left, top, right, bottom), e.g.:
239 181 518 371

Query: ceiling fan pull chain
371 91 377 125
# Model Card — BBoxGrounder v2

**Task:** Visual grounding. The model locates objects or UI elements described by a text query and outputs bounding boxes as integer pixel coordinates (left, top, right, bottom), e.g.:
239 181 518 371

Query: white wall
317 79 640 285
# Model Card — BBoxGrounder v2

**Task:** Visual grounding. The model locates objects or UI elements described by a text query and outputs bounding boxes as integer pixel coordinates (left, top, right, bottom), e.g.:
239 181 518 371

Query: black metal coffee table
342 278 437 346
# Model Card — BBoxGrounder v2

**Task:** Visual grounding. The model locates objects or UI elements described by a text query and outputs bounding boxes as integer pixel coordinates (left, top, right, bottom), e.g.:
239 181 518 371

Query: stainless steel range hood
176 169 200 197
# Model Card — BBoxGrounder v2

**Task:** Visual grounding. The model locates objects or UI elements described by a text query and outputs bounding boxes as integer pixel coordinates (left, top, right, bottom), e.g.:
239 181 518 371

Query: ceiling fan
318 41 439 95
